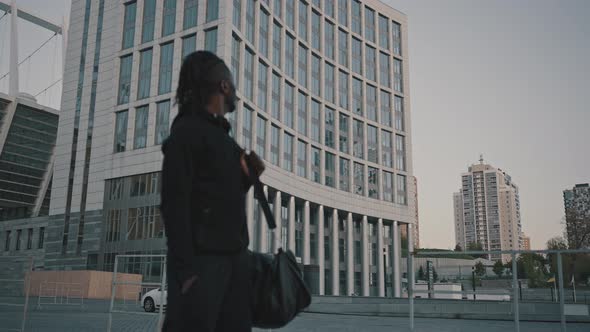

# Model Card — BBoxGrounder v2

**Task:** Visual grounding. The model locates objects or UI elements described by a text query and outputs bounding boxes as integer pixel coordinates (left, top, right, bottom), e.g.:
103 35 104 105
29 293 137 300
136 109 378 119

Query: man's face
222 79 237 114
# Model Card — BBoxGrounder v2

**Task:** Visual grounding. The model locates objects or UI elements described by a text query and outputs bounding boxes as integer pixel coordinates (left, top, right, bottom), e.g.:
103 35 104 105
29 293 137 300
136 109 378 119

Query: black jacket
160 108 250 284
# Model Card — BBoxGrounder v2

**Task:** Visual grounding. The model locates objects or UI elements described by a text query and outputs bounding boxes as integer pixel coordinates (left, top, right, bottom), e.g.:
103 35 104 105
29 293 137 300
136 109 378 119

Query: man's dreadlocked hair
175 51 232 116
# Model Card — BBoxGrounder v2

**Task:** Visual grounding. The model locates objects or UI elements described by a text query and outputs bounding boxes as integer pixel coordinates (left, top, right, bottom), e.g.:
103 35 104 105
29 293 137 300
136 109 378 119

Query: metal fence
0 256 33 332
408 249 590 332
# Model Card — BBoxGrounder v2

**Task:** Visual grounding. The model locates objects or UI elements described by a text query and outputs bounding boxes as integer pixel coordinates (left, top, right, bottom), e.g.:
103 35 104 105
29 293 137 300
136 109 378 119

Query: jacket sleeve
161 131 199 284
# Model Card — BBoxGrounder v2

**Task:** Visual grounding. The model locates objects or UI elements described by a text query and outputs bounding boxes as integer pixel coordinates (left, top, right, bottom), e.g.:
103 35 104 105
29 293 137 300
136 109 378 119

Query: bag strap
245 154 276 229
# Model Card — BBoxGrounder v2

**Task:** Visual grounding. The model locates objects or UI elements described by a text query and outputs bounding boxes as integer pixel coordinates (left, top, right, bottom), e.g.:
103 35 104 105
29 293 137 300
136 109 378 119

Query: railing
36 281 84 308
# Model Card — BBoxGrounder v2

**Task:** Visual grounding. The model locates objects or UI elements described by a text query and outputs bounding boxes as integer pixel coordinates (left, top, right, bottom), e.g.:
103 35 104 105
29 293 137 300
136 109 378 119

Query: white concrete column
258 186 269 253
361 216 369 296
331 209 339 296
346 212 354 296
393 221 401 297
288 196 296 252
377 218 385 297
273 191 282 251
318 205 325 295
246 189 255 250
303 201 311 265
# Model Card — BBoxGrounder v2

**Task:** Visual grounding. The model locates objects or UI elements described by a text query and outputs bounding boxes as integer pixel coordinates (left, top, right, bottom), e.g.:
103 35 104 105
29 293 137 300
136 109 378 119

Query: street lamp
472 266 476 300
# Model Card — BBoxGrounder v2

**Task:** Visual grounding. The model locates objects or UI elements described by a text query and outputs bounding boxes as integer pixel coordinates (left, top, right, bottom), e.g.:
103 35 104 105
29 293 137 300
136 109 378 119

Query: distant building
563 183 590 249
453 157 522 262
522 233 531 250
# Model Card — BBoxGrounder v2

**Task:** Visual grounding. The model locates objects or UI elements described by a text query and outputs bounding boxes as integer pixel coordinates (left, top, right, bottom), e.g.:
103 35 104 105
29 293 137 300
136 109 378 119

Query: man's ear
220 80 231 94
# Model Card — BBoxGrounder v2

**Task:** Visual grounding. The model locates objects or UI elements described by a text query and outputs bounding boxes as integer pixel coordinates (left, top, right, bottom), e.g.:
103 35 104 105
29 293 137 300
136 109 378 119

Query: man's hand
181 275 198 294
241 151 265 178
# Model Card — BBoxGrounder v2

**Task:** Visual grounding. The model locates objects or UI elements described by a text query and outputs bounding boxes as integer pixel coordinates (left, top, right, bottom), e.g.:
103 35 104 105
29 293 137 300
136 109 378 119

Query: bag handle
245 153 276 229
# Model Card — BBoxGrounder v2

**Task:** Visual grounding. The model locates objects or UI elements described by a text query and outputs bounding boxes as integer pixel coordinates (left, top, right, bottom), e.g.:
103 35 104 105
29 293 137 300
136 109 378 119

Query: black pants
163 250 252 332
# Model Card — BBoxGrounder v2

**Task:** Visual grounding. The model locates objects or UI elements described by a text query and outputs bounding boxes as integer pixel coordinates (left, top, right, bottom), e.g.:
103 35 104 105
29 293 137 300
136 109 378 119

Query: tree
474 261 486 277
493 260 505 277
517 253 550 288
467 242 487 259
454 244 463 252
418 266 425 280
432 267 439 282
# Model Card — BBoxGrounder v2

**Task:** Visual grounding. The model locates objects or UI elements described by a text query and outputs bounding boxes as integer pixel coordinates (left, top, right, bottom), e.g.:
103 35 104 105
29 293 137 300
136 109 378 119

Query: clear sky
2 0 589 250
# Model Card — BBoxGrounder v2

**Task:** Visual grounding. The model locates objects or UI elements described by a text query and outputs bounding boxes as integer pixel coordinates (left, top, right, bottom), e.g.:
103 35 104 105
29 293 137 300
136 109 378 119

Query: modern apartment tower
563 183 590 249
453 158 522 262
43 0 415 297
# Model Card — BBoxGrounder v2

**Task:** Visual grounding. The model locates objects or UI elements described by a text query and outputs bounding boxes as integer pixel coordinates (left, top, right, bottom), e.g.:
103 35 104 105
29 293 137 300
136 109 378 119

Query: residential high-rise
453 158 522 262
521 233 531 250
34 0 416 298
563 183 590 249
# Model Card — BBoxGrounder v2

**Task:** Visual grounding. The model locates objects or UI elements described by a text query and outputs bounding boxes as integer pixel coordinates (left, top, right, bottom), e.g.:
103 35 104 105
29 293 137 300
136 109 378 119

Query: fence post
20 257 33 332
408 224 415 331
557 253 566 332
107 256 119 332
511 253 519 332
157 257 167 331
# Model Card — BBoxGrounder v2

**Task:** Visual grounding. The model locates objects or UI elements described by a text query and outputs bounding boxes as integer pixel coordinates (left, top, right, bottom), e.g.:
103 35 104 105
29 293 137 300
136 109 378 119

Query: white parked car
141 287 167 312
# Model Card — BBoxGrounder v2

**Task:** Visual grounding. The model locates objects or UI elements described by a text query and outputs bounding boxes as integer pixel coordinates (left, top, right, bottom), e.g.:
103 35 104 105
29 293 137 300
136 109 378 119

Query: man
161 51 263 331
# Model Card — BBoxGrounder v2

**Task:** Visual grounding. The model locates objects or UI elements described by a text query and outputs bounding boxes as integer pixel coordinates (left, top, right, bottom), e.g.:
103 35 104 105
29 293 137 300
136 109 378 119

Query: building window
339 71 349 110
367 84 377 122
134 106 149 149
339 157 350 191
394 59 403 93
231 36 241 88
297 140 307 178
117 55 133 105
338 0 348 27
310 233 317 260
258 61 268 110
308 100 321 143
380 52 391 88
244 49 255 101
312 11 321 51
271 72 281 120
227 111 237 137
309 146 321 183
325 152 335 188
242 106 253 150
38 227 45 249
204 28 218 52
338 30 348 68
4 230 10 251
271 125 280 165
162 0 177 37
325 0 334 18
246 0 256 44
393 22 401 55
15 229 22 250
206 0 219 22
114 111 128 153
381 90 392 127
383 171 393 202
395 134 406 171
396 174 407 205
395 96 404 131
285 0 295 30
325 107 335 148
368 167 379 199
122 2 136 49
137 49 153 100
272 22 282 68
353 119 364 159
365 7 375 43
259 10 270 58
366 46 376 82
142 0 156 43
285 34 295 79
367 125 378 163
339 113 349 154
311 55 321 96
299 1 308 42
284 83 295 129
351 0 361 34
274 0 282 19
183 0 198 29
26 228 33 250
352 38 363 75
325 21 335 60
351 78 363 116
106 210 122 242
381 130 392 168
158 42 174 95
256 116 267 158
354 162 364 195
284 133 294 172
155 100 170 145
233 0 242 30
182 34 197 60
127 206 164 240
298 45 308 88
325 62 335 103
298 91 308 136
379 15 389 49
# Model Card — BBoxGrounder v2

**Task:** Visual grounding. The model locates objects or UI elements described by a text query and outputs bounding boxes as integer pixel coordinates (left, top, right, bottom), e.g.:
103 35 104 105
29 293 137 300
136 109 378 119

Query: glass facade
118 55 133 105
260 10 270 58
366 46 376 82
338 30 349 68
155 100 170 145
246 0 256 44
133 106 149 149
233 0 242 30
271 125 280 165
256 116 267 158
366 84 377 122
351 1 361 35
183 0 198 29
273 22 282 68
142 0 156 43
122 2 136 49
353 119 364 159
242 107 253 150
158 42 174 95
325 152 335 187
311 100 321 143
297 140 307 178
258 62 268 110
182 34 196 59
206 0 219 22
284 83 295 128
244 50 255 101
325 107 335 148
286 0 295 29
298 45 308 88
285 34 295 79
383 171 393 202
339 113 349 154
352 38 362 75
204 28 218 53
368 167 378 199
380 90 392 127
297 91 308 136
394 59 403 93
312 11 321 51
114 111 128 153
311 55 321 96
392 22 401 55
339 157 350 191
231 36 241 88
381 130 392 168
325 63 335 103
272 72 281 120
284 133 294 172
325 21 335 60
395 134 406 171
380 52 391 88
367 125 378 164
311 147 321 183
137 49 153 100
365 7 375 43
299 1 308 41
379 15 389 49
339 71 349 110
354 162 364 195
396 174 407 205
338 0 348 27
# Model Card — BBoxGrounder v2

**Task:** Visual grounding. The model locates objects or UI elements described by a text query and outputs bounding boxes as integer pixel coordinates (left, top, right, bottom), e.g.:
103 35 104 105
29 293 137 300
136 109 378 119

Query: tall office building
41 0 415 297
453 158 522 262
563 183 590 249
